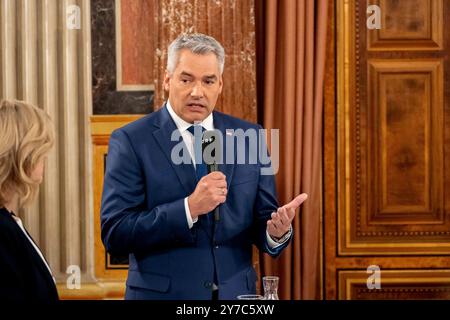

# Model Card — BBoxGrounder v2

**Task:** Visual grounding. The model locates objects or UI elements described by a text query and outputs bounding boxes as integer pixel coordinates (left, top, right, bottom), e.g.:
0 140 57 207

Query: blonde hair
0 100 55 208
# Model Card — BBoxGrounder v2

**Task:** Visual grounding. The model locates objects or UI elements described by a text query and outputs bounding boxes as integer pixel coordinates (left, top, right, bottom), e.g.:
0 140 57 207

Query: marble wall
91 0 154 114
153 0 257 122
119 0 155 87
92 0 257 121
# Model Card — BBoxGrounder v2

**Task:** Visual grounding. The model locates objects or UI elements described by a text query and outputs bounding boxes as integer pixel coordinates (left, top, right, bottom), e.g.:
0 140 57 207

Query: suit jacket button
204 281 212 289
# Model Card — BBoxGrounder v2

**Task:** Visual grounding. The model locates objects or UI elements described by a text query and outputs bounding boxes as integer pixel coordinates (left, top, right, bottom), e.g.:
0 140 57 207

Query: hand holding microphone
187 130 224 221
187 172 227 219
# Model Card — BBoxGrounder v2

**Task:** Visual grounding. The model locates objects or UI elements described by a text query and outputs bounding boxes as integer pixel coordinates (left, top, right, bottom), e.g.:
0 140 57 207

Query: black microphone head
201 130 221 169
201 135 215 153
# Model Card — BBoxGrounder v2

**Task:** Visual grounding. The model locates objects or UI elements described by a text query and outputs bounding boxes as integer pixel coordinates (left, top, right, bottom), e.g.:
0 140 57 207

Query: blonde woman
0 100 58 301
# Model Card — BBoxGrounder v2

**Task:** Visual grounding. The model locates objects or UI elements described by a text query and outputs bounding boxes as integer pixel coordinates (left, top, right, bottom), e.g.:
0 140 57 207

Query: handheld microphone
202 131 221 222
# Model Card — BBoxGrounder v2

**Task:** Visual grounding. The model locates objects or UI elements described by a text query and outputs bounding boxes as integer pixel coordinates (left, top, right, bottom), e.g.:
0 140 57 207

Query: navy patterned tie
187 125 208 181
187 125 213 226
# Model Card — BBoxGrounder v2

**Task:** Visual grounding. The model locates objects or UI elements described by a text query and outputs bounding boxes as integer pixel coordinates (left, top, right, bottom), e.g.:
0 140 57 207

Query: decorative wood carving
368 0 443 51
337 1 449 256
339 270 450 300
325 0 450 299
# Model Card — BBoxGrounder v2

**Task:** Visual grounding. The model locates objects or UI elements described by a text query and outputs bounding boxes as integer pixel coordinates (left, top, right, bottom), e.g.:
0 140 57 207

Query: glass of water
262 276 279 300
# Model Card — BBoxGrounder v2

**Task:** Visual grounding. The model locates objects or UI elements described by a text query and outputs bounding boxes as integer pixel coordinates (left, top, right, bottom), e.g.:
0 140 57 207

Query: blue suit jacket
100 105 290 300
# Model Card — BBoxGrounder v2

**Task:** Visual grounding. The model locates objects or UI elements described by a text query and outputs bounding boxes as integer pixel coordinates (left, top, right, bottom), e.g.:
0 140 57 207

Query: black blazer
0 207 58 301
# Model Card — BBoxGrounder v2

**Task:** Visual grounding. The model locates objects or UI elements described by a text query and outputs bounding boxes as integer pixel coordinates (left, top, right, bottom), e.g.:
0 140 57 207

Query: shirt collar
166 100 214 132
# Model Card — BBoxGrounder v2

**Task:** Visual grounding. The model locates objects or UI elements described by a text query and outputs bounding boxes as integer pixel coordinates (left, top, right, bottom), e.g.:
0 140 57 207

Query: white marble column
0 0 94 283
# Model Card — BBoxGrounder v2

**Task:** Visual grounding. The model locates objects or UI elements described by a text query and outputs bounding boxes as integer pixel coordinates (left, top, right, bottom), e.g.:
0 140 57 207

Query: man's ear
163 71 171 92
218 76 223 94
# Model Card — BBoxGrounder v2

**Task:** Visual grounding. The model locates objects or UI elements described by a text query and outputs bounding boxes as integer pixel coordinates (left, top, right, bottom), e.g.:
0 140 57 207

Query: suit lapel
5 211 56 286
152 106 197 196
213 111 236 189
23 228 55 283
211 112 236 242
152 107 236 242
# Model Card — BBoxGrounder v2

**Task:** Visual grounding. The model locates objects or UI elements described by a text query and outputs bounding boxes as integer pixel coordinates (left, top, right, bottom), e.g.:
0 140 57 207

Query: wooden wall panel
325 0 450 299
91 115 142 282
88 115 143 299
337 0 450 255
368 0 443 50
369 60 444 222
338 270 450 300
338 59 448 255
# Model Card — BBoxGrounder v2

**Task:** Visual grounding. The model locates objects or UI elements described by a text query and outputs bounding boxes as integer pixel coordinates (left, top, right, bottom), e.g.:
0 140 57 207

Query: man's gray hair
167 33 225 75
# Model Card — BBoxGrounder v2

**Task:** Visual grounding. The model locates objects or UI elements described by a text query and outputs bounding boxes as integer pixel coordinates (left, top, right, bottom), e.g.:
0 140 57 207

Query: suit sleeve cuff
184 197 198 229
266 225 292 249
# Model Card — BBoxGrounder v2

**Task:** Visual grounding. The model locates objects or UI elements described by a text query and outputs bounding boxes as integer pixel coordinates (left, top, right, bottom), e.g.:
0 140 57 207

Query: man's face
164 49 223 123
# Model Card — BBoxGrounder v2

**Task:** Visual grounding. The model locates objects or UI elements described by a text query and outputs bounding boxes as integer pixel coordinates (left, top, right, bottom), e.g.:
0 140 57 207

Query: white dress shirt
165 101 291 248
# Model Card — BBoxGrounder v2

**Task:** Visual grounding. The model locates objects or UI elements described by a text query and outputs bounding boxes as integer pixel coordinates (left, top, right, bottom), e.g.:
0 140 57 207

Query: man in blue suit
101 33 307 300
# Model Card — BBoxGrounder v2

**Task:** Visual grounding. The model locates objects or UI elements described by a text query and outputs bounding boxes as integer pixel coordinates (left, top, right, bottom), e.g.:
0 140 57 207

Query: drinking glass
262 276 279 300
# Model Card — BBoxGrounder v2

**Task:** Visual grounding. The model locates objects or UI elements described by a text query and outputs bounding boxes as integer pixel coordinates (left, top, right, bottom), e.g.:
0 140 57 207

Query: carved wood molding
368 0 444 51
57 281 125 300
337 0 450 256
339 269 450 300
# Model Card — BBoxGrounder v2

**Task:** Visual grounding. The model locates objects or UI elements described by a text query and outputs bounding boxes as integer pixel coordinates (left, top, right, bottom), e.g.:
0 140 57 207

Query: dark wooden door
325 0 450 299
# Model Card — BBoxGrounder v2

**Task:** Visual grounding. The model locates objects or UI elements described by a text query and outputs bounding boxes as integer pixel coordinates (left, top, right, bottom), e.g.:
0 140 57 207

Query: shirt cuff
184 197 198 229
266 225 293 249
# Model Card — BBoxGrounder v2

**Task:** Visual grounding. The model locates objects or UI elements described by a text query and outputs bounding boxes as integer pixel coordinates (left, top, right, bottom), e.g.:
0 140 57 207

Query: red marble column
121 0 155 86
